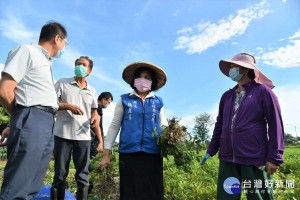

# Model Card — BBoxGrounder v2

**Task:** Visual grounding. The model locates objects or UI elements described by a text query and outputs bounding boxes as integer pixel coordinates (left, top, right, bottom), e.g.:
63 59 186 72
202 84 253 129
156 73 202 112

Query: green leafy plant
159 117 193 171
89 148 119 200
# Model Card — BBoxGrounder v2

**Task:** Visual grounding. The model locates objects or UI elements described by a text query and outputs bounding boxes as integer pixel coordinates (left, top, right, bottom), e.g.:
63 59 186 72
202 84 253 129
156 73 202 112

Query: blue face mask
54 45 65 58
74 65 87 77
229 67 243 82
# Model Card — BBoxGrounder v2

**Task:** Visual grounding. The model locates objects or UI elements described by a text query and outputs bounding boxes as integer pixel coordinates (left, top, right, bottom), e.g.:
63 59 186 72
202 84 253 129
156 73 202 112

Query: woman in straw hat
100 61 167 200
201 53 284 200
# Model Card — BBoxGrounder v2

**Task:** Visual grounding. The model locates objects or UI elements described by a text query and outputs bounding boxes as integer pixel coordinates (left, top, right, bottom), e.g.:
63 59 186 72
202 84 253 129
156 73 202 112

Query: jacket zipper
231 104 235 162
231 90 247 163
140 99 146 150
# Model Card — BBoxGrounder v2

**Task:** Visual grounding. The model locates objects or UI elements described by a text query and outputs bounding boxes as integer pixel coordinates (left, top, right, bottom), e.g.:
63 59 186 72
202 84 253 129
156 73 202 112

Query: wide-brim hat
122 61 167 90
219 53 275 89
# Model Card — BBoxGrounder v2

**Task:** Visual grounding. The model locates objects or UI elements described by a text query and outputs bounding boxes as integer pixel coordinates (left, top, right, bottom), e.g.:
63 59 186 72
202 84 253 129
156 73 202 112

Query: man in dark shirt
97 92 113 143
90 92 113 157
89 92 113 194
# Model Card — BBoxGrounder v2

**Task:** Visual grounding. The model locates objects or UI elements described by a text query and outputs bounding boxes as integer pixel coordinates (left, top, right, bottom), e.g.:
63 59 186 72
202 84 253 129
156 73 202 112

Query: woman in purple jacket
201 53 284 200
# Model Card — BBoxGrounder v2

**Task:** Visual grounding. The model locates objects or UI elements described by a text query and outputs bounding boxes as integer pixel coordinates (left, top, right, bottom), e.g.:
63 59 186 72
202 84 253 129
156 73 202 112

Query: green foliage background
1 146 295 200
0 111 298 199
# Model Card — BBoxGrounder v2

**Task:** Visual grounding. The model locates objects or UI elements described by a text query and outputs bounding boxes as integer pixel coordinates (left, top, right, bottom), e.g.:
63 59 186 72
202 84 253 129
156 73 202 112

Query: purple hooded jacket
207 81 285 166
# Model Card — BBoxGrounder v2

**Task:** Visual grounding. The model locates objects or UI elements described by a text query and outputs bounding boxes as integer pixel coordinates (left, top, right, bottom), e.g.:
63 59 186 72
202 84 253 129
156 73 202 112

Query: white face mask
134 78 152 92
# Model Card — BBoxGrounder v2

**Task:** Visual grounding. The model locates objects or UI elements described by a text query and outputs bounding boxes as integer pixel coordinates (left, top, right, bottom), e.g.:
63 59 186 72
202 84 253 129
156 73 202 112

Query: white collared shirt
54 77 98 140
104 90 167 150
2 44 58 108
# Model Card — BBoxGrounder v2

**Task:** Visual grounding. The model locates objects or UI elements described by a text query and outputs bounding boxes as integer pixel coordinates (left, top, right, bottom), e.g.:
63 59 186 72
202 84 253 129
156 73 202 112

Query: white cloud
174 0 270 54
57 47 127 91
274 85 300 137
289 29 300 39
0 64 4 72
169 103 219 137
59 47 82 69
0 16 38 44
256 29 300 68
91 69 129 92
257 40 300 68
177 27 193 34
282 0 287 3
172 10 179 17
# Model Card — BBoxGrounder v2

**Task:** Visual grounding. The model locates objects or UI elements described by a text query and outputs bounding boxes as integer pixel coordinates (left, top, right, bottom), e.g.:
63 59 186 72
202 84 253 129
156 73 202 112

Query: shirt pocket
81 90 93 104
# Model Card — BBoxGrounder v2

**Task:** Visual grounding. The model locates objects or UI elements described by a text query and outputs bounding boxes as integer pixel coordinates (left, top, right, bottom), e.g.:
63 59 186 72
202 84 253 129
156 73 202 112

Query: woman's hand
100 149 111 170
266 161 279 178
200 152 211 165
100 157 111 170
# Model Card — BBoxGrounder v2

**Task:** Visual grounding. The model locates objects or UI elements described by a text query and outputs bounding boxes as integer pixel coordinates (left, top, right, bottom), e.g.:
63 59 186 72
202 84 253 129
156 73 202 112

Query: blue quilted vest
118 93 164 154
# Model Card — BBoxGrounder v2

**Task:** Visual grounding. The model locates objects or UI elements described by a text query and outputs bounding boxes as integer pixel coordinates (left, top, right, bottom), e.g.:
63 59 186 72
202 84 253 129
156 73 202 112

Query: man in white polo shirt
0 21 67 199
51 56 102 200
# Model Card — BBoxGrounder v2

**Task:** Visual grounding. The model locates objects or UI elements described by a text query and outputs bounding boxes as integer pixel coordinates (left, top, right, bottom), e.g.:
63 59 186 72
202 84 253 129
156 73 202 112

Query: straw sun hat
122 61 167 91
219 53 275 89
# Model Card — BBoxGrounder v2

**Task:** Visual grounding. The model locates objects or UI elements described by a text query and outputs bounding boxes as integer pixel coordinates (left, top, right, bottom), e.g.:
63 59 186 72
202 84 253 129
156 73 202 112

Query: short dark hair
248 69 256 80
98 92 113 101
129 67 158 92
39 21 67 42
75 56 94 70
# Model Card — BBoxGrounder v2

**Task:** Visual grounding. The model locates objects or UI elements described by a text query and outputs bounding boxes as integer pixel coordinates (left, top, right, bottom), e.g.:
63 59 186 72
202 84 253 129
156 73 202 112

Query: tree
193 113 213 149
284 133 299 145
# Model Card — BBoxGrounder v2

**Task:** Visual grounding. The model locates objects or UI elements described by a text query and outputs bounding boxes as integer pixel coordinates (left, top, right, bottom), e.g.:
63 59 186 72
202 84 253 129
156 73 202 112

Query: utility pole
286 124 299 138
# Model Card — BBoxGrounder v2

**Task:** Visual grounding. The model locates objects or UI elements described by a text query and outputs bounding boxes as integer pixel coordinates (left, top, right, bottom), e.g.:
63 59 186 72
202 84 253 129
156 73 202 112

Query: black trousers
0 107 55 200
119 152 164 200
52 136 90 189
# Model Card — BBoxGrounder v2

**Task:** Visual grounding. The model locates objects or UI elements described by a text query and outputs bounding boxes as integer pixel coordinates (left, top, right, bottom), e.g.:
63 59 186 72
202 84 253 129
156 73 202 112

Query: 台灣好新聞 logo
223 177 241 194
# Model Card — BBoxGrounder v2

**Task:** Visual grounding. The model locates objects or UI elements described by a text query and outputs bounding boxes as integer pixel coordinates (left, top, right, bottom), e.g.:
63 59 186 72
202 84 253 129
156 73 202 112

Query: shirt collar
235 90 245 95
129 90 155 99
32 43 51 60
230 80 256 93
71 77 91 90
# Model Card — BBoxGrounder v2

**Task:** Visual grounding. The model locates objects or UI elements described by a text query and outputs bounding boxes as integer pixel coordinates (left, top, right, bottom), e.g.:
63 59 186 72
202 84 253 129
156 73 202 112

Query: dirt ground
0 160 6 168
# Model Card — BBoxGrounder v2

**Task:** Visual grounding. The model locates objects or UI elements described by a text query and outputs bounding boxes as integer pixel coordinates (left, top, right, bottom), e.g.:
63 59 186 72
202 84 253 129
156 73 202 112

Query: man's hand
90 113 100 128
58 102 84 115
265 161 280 178
96 142 103 152
69 104 84 115
0 127 10 147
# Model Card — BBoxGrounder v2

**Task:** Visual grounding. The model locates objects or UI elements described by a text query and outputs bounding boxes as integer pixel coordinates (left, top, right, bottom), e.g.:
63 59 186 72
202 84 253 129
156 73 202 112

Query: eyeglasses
241 53 256 63
59 37 68 47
